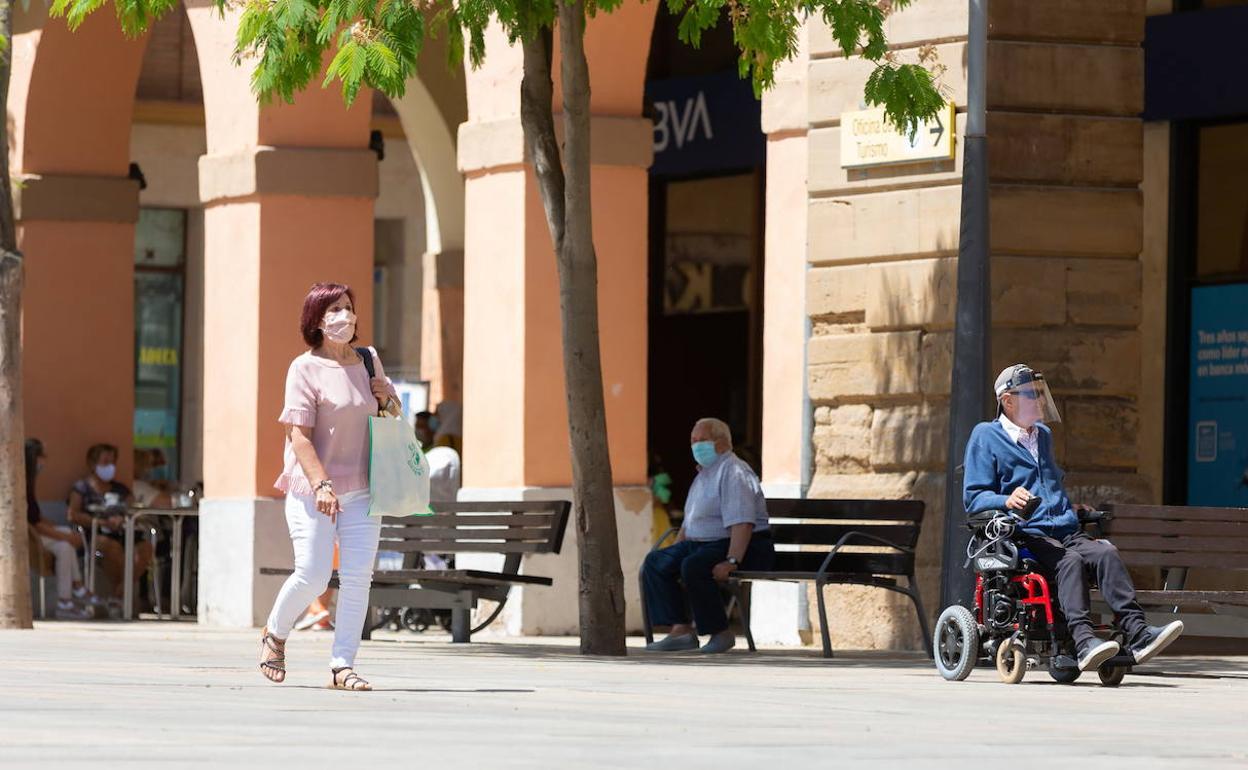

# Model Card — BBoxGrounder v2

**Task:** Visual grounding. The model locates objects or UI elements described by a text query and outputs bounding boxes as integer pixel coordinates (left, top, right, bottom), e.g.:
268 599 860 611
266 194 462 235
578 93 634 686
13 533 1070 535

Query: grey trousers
1021 532 1148 649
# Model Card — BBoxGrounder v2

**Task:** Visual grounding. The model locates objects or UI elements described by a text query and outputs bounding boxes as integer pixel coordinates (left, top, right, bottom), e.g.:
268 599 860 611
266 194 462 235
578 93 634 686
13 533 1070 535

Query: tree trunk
519 5 627 655
0 0 34 630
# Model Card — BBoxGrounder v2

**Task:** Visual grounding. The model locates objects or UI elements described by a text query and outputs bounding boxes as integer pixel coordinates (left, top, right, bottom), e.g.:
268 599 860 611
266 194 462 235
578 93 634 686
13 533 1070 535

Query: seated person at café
132 448 173 509
67 443 154 604
642 418 774 654
26 438 94 619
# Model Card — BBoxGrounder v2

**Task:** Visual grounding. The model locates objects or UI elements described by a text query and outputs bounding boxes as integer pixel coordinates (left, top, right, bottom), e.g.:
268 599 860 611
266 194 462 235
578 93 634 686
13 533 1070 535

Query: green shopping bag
367 414 432 517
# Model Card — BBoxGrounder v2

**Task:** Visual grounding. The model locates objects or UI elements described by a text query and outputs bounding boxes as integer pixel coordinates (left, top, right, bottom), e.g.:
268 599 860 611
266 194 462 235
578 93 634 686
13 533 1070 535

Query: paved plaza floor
4 622 1247 768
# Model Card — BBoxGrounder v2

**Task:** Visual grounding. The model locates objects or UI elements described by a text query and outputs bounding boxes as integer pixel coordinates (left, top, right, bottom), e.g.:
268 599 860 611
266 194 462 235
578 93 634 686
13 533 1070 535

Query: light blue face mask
691 441 720 467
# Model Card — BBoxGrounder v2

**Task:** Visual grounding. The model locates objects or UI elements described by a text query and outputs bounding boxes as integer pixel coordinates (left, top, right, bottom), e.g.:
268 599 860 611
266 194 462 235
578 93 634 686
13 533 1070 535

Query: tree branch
519 27 566 250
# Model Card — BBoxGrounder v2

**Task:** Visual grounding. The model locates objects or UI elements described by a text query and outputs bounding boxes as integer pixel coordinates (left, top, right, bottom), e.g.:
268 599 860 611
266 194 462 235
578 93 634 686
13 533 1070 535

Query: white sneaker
1077 639 1120 671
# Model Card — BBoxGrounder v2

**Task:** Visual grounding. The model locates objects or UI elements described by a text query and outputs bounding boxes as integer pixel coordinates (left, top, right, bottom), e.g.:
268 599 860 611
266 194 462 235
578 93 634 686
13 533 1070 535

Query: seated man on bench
964 364 1184 672
643 418 775 654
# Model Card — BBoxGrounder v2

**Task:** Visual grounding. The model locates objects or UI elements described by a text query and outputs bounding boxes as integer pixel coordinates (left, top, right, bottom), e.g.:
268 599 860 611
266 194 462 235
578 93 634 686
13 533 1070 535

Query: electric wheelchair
933 498 1135 686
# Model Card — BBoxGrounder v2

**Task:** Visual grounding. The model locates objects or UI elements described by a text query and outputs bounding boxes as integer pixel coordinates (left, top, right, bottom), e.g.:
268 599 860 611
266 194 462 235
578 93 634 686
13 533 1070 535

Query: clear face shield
998 370 1061 426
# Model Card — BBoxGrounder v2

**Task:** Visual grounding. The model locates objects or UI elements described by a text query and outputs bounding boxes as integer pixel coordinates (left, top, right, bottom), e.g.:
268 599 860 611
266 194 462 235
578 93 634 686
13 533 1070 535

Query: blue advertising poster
1188 283 1248 506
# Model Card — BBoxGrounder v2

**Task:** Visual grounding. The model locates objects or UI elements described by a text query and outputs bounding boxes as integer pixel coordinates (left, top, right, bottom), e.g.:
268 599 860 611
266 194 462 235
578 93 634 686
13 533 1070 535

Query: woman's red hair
300 282 358 347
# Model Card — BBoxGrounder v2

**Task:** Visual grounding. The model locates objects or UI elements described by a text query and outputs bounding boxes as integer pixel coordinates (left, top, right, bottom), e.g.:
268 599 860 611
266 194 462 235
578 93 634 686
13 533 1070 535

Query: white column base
456 485 653 636
197 497 291 627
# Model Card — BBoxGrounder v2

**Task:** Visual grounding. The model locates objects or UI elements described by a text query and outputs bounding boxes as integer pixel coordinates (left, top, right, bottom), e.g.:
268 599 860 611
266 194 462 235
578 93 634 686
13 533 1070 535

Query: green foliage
49 0 944 131
51 0 179 38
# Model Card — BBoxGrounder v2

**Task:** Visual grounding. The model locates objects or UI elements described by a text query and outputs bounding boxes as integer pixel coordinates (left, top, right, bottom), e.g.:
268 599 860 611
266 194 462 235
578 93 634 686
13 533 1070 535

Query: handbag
357 347 432 517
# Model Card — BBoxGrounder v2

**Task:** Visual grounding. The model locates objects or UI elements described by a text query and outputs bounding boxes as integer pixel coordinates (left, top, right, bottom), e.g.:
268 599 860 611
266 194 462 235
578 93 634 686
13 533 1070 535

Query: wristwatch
726 557 740 567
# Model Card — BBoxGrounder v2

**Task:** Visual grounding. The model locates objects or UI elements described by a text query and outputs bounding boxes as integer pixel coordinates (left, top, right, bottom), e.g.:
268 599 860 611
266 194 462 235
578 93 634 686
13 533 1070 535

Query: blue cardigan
962 420 1079 539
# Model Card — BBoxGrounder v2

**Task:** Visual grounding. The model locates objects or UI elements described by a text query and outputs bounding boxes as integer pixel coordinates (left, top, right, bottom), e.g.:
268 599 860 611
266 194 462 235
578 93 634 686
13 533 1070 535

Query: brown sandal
259 629 286 683
329 667 372 691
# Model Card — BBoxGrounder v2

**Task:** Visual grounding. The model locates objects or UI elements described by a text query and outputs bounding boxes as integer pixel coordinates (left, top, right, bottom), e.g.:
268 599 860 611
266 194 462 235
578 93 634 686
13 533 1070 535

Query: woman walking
259 282 399 691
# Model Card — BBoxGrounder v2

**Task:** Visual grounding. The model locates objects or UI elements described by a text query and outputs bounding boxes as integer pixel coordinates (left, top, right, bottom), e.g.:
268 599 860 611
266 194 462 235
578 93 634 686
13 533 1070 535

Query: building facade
14 0 1248 646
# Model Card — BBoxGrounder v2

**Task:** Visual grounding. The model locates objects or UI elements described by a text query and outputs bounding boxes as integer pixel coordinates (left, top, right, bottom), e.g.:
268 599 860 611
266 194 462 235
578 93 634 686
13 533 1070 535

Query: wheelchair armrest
1077 509 1112 525
965 510 1004 531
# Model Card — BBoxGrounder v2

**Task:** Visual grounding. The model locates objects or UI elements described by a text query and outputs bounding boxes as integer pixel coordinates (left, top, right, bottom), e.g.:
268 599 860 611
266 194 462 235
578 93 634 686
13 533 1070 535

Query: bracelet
313 479 334 494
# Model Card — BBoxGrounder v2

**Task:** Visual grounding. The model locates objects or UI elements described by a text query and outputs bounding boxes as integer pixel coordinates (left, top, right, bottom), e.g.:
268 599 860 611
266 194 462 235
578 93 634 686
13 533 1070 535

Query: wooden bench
641 498 932 659
1093 504 1248 636
262 500 570 643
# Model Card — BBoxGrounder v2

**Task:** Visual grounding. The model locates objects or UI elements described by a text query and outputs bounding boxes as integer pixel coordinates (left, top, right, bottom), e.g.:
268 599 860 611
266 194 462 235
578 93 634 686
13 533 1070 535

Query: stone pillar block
808 331 922 399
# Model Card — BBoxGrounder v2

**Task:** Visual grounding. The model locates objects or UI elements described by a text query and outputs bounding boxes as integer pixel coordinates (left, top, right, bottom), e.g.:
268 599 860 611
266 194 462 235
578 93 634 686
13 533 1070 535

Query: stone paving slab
3 622 1247 769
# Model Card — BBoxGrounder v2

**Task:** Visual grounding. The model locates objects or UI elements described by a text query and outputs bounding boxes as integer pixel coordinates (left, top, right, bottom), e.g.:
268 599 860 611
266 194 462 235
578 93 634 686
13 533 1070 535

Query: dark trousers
1021 531 1148 648
641 534 775 636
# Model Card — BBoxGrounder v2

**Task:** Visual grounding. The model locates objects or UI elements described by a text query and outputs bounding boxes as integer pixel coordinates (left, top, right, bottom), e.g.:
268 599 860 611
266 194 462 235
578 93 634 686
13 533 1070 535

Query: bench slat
767 523 920 549
1109 535 1248 555
1107 504 1248 523
379 526 551 540
377 541 550 553
372 569 554 587
381 513 556 528
771 550 914 576
1114 551 1248 570
766 498 924 522
1108 520 1248 538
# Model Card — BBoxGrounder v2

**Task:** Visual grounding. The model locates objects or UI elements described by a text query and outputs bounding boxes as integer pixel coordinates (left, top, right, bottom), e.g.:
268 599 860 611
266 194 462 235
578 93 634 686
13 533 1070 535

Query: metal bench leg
451 591 474 643
732 582 756 652
816 579 834 659
906 577 934 659
639 571 654 645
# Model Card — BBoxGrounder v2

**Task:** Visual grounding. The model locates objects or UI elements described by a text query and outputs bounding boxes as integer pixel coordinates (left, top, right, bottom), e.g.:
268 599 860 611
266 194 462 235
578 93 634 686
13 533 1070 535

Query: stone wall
800 0 1150 650
985 0 1150 509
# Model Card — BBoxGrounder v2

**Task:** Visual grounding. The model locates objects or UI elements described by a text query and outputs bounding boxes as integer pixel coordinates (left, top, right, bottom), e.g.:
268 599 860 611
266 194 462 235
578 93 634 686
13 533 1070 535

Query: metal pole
939 0 991 611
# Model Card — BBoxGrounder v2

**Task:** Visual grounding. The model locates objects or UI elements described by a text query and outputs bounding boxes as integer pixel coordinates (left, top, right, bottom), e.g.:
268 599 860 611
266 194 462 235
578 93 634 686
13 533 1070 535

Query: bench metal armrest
649 527 680 552
816 531 912 578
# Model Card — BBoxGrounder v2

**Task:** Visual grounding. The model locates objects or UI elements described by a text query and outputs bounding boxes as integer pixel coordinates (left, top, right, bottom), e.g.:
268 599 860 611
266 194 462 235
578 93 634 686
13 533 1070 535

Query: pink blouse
275 347 393 496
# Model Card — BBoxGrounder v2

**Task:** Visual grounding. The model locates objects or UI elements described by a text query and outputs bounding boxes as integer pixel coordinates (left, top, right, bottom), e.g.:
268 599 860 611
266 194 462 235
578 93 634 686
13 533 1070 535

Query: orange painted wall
17 15 146 176
20 222 136 499
521 166 648 488
201 196 375 499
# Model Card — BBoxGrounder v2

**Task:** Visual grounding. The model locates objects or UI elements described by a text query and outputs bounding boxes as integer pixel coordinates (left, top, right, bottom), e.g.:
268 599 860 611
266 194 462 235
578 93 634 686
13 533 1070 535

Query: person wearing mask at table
67 443 154 610
26 439 95 619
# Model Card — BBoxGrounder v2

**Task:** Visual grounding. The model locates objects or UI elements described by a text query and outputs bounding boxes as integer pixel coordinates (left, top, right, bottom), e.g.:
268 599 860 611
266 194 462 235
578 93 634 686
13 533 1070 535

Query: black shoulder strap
355 346 375 379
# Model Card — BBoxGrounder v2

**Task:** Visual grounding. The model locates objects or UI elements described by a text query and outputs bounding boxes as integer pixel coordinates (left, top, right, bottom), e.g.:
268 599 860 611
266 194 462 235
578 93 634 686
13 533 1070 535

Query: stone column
9 11 149 495
186 0 380 626
755 26 812 646
457 12 656 635
804 0 970 650
985 1 1148 504
18 176 141 496
193 146 378 627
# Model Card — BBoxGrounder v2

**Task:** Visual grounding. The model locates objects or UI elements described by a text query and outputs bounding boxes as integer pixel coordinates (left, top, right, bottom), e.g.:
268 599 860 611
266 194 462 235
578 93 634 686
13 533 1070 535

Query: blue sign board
1188 283 1248 506
646 71 766 177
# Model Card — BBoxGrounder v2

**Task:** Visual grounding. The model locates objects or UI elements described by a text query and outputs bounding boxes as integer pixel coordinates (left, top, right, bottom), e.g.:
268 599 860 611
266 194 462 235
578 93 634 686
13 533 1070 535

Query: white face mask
321 309 356 344
95 464 116 482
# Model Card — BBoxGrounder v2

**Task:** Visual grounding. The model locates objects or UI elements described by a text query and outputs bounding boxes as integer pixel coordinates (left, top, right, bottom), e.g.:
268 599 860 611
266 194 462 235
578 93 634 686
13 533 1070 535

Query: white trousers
40 528 82 601
266 490 381 669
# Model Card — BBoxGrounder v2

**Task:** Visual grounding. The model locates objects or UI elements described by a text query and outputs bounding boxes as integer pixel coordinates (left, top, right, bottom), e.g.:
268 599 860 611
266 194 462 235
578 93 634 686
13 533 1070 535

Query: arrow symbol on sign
930 111 945 147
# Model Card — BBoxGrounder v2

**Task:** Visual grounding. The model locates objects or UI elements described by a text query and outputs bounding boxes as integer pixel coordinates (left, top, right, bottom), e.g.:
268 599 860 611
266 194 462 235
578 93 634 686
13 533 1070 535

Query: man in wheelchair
963 364 1184 672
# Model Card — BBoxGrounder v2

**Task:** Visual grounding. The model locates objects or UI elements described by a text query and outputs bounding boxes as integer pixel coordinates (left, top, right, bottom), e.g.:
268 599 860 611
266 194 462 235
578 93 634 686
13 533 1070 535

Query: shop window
134 208 187 482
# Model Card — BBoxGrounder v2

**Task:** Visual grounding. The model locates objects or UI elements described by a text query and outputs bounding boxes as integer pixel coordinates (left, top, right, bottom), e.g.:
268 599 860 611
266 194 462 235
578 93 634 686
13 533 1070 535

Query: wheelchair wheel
934 605 978 681
1047 660 1081 684
1098 665 1127 687
996 640 1027 684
